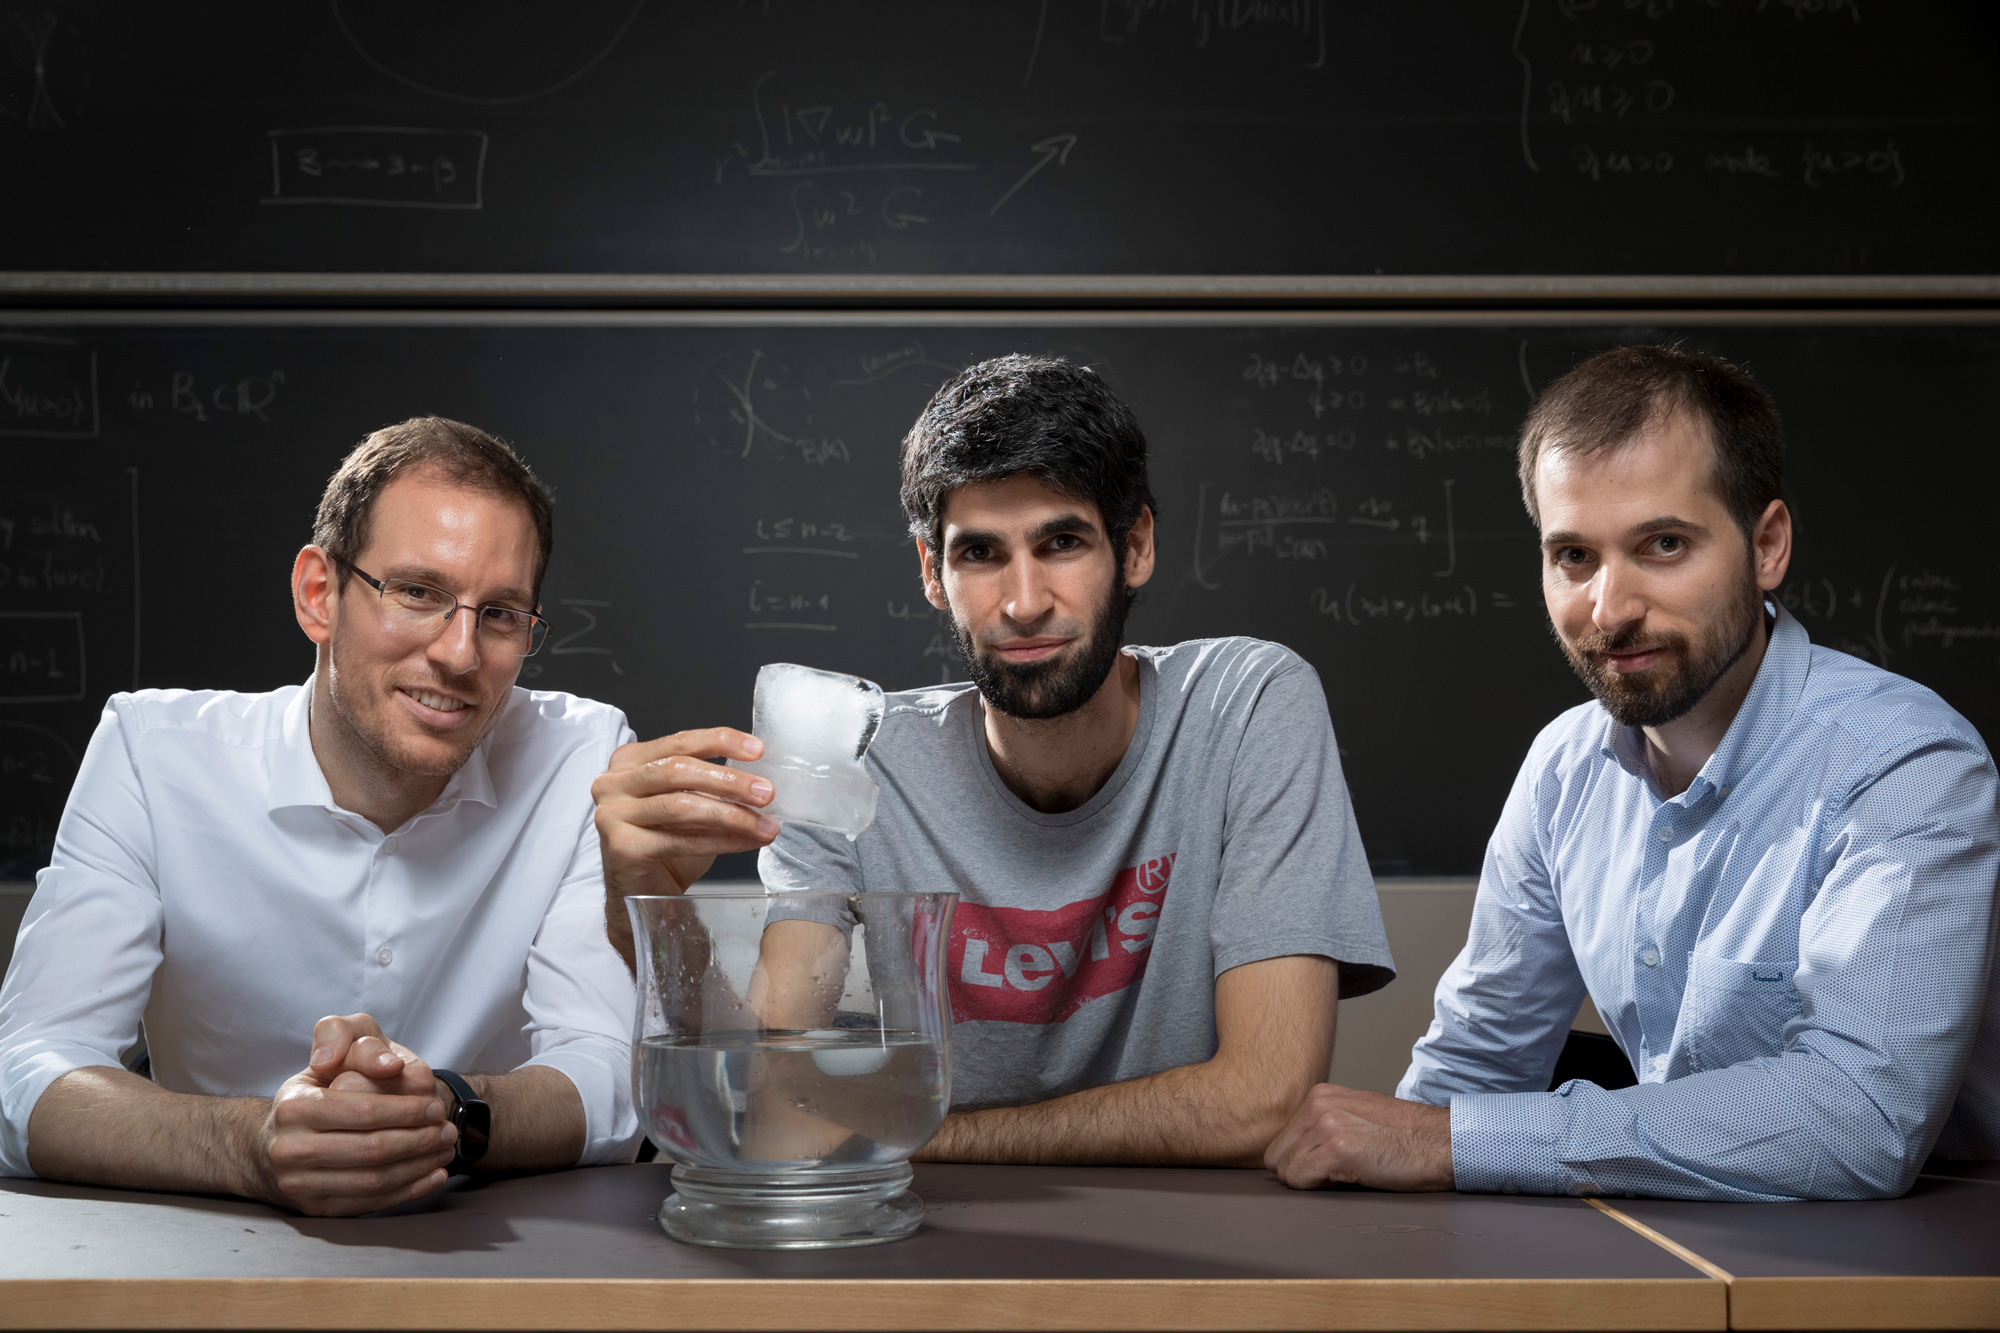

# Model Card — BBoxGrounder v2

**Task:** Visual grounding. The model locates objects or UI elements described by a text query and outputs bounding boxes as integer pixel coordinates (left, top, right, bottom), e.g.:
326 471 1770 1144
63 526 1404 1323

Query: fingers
340 1034 407 1081
596 749 776 812
1265 1084 1349 1190
282 1156 455 1218
272 1120 457 1173
275 1081 445 1133
606 728 764 775
309 1013 391 1081
595 789 781 867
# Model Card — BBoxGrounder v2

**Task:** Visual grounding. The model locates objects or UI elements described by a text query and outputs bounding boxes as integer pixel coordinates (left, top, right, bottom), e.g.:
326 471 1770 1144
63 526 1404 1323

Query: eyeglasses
332 555 549 658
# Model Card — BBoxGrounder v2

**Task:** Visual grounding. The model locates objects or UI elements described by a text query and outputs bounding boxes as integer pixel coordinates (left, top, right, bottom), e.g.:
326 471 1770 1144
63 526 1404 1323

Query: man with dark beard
1265 344 2000 1200
0 419 642 1211
594 355 1394 1166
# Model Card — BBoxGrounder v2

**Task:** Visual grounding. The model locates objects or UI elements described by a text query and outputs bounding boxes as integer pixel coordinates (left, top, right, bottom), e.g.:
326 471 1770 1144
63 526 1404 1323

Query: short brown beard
325 632 489 779
1558 565 1763 729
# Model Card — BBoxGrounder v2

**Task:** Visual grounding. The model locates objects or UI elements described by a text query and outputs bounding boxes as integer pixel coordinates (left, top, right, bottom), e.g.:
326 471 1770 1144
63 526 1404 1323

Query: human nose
999 551 1055 626
1590 558 1646 637
427 603 483 674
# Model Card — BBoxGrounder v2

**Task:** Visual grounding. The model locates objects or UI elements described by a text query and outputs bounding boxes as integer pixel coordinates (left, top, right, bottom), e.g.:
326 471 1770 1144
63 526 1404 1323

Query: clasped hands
250 1013 457 1217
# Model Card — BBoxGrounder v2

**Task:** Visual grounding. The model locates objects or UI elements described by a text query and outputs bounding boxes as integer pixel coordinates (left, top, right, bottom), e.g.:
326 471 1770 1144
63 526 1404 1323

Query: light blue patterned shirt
1400 607 2000 1201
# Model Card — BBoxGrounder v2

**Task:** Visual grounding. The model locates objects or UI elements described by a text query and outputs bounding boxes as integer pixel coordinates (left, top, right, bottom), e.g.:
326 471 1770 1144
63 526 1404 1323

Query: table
1603 1161 2000 1331
1 1164 1722 1330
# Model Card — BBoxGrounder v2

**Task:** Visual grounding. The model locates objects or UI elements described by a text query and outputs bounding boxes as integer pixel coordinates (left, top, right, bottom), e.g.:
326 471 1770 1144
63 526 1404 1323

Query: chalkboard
4 313 1996 880
4 2 1998 279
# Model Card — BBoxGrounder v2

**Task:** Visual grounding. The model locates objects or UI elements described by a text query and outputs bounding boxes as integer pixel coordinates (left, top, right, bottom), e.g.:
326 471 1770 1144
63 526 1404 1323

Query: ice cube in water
732 663 884 838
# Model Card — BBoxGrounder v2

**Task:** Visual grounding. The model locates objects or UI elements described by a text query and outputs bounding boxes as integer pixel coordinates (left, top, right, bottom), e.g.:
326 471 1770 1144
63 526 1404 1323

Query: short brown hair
313 417 555 602
1518 344 1784 538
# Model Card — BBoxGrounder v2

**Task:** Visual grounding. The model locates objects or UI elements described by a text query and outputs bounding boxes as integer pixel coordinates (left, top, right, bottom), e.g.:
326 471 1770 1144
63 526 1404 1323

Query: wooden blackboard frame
6 274 2000 309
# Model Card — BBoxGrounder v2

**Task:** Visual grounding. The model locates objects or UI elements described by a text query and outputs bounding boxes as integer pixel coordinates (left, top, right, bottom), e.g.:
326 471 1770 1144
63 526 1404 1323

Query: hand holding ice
733 663 884 838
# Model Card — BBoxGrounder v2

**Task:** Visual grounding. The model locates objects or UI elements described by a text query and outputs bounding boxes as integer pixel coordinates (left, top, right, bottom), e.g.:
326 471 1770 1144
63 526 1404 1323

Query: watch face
457 1101 493 1161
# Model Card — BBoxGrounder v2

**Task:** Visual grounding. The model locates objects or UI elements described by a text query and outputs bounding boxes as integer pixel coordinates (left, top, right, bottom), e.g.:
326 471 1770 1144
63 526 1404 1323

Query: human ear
1121 506 1157 590
293 545 338 646
1751 499 1792 592
918 541 950 611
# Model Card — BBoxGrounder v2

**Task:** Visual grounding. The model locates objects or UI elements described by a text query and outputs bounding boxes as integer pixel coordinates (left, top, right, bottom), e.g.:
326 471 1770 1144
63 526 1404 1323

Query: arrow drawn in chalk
991 133 1077 216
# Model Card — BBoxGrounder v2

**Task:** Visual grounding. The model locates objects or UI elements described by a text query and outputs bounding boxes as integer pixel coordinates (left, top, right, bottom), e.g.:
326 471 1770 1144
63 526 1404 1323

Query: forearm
455 1066 587 1170
1450 1050 1917 1202
26 1067 269 1201
917 1055 1304 1168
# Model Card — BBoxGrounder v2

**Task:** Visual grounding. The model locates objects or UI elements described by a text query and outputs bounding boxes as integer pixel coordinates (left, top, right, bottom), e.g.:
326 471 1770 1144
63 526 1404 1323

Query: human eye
1047 532 1083 553
1551 545 1592 569
479 604 531 628
958 543 993 563
388 581 445 609
1650 533 1687 557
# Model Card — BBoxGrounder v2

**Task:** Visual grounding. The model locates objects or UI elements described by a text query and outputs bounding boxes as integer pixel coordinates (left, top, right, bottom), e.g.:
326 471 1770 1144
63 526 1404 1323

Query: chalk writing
547 599 624 676
0 612 86 702
0 334 98 439
695 351 850 466
745 516 860 559
1099 0 1331 71
126 368 287 425
1306 583 1516 626
262 128 487 209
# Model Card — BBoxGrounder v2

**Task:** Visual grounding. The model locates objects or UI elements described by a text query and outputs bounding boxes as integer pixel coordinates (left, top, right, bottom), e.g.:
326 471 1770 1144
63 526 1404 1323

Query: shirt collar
1599 602 1811 802
267 674 501 821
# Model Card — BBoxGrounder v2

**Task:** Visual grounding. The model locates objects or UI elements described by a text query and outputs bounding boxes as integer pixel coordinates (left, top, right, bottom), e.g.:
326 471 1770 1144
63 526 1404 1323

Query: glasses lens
381 580 452 629
477 605 545 657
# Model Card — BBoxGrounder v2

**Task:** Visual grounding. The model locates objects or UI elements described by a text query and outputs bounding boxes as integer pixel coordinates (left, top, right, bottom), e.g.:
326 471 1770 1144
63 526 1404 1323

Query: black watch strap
434 1068 491 1173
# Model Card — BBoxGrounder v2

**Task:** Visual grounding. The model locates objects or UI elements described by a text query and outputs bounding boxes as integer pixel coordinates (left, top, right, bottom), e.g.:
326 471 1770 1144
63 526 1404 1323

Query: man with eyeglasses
0 417 641 1214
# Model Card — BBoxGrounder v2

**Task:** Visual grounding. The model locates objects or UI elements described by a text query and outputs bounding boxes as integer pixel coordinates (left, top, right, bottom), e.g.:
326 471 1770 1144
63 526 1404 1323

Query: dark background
4 316 1995 879
1 1 1996 276
5 2 1999 882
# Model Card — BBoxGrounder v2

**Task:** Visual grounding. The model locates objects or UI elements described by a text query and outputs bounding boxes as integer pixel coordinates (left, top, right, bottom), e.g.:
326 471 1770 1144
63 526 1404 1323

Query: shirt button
382 837 398 854
1657 826 1675 842
1641 948 1660 968
376 946 394 966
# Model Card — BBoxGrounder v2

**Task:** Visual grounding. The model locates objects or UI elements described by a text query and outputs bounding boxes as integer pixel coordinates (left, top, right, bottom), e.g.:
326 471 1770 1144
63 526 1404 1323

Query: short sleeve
1212 661 1394 999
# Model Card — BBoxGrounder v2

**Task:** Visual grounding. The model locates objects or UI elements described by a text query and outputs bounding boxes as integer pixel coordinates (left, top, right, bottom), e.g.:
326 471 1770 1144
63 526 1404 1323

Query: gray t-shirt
759 637 1395 1112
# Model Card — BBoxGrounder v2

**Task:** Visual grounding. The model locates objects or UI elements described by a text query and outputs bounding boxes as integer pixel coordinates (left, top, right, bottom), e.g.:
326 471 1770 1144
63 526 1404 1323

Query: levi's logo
948 853 1177 1024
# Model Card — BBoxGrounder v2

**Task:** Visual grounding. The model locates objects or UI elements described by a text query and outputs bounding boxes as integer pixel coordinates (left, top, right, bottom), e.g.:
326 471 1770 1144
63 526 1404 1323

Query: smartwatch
433 1068 491 1174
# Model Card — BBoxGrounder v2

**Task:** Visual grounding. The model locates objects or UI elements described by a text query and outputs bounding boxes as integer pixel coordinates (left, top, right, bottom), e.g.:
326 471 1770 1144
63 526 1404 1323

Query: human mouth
992 637 1069 664
1601 647 1669 674
397 687 474 723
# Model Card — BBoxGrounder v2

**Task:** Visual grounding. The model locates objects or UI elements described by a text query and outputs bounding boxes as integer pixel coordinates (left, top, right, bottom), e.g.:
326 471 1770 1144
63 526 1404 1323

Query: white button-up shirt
0 679 640 1176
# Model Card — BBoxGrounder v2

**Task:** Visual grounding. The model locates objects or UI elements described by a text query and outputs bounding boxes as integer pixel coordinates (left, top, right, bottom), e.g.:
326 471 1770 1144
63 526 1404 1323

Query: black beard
952 582 1131 721
1558 569 1763 729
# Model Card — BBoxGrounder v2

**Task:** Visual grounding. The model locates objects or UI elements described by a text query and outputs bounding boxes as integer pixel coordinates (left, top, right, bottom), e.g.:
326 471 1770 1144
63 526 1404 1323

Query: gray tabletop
0 1162 1704 1282
1608 1162 2000 1280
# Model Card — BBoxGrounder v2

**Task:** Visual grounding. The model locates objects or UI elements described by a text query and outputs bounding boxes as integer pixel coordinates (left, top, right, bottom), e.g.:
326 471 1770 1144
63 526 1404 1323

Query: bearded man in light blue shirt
1266 344 1999 1201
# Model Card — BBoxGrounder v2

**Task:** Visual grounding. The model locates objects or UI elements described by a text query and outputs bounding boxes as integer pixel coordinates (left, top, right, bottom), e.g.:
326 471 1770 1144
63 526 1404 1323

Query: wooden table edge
0 1276 1727 1331
1727 1276 2000 1331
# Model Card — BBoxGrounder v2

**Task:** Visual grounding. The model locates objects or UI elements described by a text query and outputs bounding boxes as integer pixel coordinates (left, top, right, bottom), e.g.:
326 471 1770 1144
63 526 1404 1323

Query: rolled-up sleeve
0 701 160 1177
519 742 645 1167
1443 737 2000 1202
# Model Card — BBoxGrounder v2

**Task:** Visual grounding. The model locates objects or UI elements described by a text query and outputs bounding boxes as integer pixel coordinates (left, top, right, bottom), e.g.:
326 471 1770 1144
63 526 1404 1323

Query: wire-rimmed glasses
333 555 549 658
